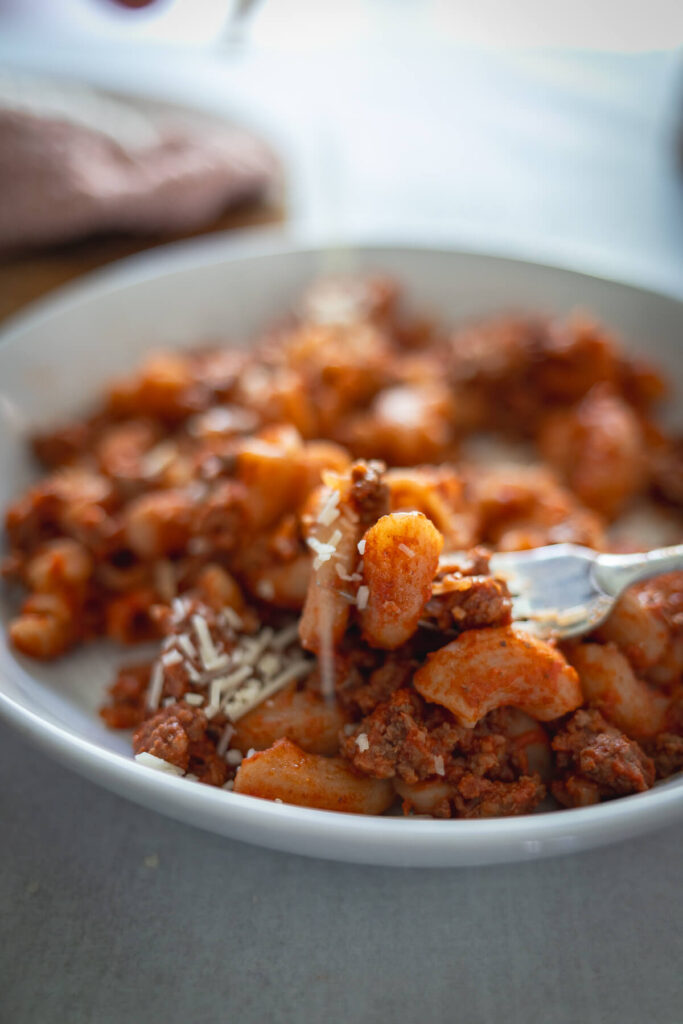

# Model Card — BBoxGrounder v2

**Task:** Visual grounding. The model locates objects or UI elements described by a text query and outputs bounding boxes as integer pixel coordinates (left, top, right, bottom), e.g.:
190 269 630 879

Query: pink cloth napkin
0 73 279 250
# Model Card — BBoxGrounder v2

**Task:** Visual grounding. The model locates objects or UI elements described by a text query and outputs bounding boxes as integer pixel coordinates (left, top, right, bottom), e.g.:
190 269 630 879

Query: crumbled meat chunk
340 688 449 782
426 574 511 632
453 774 545 818
349 460 390 525
644 733 683 780
100 661 151 729
337 653 415 716
133 702 228 786
341 688 544 808
551 708 654 806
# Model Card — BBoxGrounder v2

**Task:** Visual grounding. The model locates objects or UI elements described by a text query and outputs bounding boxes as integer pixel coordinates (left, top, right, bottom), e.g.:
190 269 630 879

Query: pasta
3 273 682 818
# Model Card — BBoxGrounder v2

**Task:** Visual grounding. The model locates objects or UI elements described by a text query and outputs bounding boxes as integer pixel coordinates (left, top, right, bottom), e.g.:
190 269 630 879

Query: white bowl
1 231 682 867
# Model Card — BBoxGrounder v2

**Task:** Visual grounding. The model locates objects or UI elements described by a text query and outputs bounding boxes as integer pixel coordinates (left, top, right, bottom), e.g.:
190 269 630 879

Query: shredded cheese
256 579 275 600
355 732 370 752
258 652 282 678
183 692 204 706
317 488 341 526
146 661 164 711
135 752 184 776
185 662 201 683
240 627 275 666
217 723 236 758
357 538 366 555
434 755 445 776
270 622 300 650
214 664 253 696
328 528 342 549
307 536 336 569
176 634 197 661
220 606 243 630
356 585 370 610
191 613 225 671
222 659 312 722
141 441 176 479
398 543 416 558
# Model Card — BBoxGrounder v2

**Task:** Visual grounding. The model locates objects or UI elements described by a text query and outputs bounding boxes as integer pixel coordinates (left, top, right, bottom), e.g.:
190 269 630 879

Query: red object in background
107 0 159 8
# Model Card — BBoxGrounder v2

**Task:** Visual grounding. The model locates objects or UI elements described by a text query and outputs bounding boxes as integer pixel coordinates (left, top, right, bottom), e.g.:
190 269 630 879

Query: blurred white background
1 0 683 50
1 0 682 293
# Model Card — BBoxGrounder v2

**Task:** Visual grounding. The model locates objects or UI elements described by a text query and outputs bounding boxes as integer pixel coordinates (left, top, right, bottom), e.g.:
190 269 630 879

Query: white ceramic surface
1 232 682 867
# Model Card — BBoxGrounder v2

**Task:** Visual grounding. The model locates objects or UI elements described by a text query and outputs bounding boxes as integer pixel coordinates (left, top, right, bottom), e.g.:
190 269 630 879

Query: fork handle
593 544 683 598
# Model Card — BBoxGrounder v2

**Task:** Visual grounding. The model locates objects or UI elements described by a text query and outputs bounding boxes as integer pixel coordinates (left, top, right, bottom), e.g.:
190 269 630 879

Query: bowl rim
2 225 682 861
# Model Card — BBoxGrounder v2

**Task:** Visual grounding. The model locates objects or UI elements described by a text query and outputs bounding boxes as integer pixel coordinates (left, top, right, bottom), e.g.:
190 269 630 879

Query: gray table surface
2 721 682 1024
1 27 683 1024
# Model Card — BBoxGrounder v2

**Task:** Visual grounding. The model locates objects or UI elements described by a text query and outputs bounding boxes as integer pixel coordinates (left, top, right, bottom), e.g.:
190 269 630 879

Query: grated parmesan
135 752 184 776
141 441 176 479
258 652 282 679
317 488 340 526
220 606 243 630
217 723 236 758
146 661 164 711
433 755 445 776
328 528 342 549
256 579 275 600
214 664 253 697
185 662 202 683
398 543 416 558
270 622 300 650
355 732 370 752
357 538 366 555
240 627 275 666
192 613 223 671
225 747 243 765
307 536 336 569
222 659 312 722
176 634 197 661
356 585 370 610
183 692 204 706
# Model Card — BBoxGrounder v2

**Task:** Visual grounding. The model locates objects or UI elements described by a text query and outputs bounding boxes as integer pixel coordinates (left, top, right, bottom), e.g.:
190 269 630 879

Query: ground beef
340 688 542 796
335 652 415 716
551 708 655 807
644 733 683 780
340 688 452 782
344 689 547 819
100 661 151 729
437 546 492 577
453 774 545 819
133 702 228 786
349 460 390 526
425 574 511 632
32 420 92 468
193 479 247 554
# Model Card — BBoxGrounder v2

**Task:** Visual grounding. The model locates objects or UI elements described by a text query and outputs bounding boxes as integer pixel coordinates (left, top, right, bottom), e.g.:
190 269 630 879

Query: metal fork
489 542 683 639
